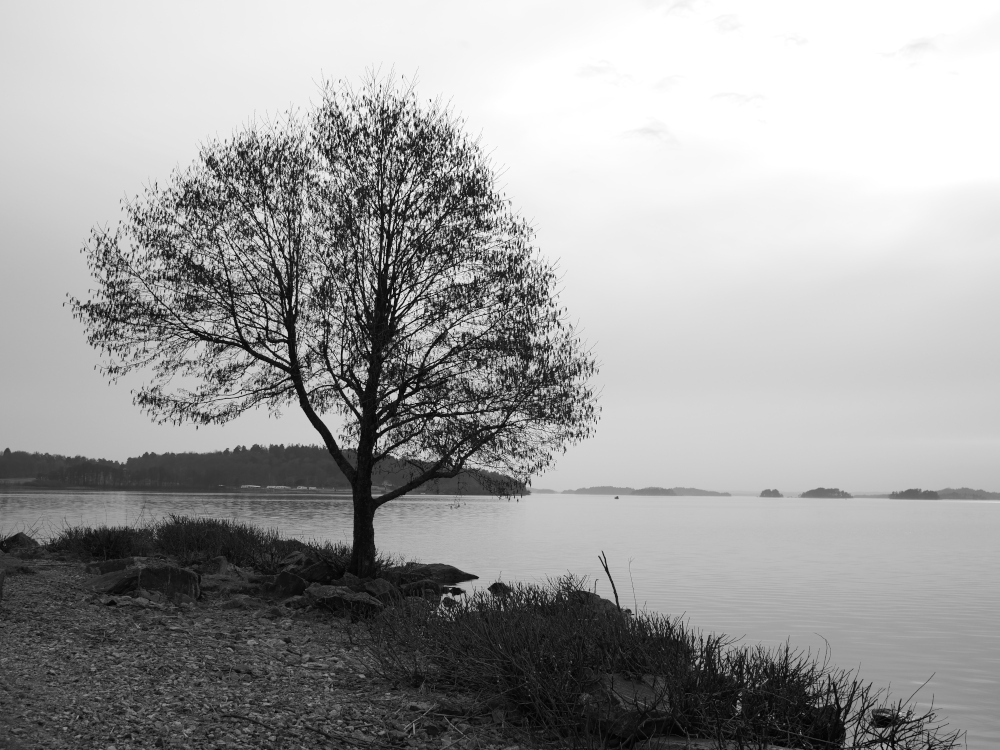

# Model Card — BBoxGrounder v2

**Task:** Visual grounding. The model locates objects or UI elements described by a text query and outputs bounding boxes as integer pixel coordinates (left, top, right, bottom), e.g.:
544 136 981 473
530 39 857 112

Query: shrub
152 514 307 571
367 576 964 750
48 524 156 559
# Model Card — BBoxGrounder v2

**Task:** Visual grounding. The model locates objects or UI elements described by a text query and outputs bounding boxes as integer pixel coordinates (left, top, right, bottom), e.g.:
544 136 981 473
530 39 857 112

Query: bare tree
71 75 599 576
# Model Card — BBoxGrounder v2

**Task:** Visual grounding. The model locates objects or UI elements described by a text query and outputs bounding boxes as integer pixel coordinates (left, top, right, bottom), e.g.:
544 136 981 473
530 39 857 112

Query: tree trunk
349 484 377 577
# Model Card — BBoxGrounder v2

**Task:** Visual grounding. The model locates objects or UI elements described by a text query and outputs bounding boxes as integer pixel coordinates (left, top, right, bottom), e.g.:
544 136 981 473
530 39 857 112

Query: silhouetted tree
71 75 599 575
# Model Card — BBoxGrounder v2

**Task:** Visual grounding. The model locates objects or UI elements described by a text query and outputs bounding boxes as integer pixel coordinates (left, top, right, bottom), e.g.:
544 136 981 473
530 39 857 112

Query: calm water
2 489 996 746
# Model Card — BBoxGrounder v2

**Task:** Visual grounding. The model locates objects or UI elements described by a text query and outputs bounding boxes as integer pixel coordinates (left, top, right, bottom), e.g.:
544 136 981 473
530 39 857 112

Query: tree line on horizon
0 445 522 495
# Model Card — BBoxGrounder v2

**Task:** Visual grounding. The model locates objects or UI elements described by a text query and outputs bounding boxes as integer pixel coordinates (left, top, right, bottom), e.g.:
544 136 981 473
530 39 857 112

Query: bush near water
7 518 966 749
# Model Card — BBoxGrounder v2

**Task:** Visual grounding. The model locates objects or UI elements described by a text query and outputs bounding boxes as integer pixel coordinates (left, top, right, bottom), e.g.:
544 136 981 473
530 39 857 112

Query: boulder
0 532 39 553
89 562 200 601
198 556 230 575
569 589 621 614
134 588 168 605
581 673 679 742
135 564 201 601
86 557 139 575
278 550 320 575
269 571 308 597
336 572 363 589
305 583 384 613
363 578 402 602
398 563 477 585
401 579 442 598
299 560 339 583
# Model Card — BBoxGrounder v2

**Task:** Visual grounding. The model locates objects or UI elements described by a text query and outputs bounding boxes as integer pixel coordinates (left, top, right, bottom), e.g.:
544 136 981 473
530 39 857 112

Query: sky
2 0 999 493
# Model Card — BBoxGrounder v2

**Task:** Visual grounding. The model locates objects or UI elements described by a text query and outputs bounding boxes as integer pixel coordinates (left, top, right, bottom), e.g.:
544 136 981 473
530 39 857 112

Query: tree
71 75 599 575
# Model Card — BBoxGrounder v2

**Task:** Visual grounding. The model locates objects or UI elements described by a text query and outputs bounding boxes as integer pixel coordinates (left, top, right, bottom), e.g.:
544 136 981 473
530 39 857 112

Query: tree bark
349 482 377 577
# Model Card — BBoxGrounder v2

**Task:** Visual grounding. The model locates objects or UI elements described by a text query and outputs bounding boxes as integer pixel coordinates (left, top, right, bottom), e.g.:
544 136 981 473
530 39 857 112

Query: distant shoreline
5 483 999 502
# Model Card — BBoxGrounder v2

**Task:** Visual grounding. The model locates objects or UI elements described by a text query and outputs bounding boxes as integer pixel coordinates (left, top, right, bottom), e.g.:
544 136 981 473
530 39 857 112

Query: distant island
759 489 783 498
935 487 1000 500
800 487 852 499
0 446 521 495
889 488 939 500
561 486 730 497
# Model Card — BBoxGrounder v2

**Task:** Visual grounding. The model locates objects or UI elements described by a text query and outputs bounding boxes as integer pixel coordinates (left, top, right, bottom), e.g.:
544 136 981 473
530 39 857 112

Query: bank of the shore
0 522 967 750
0 551 534 750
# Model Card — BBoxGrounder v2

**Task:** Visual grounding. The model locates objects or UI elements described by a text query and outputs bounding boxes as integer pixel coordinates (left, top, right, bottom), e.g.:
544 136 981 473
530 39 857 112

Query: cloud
712 14 742 33
578 60 631 86
887 37 941 62
654 75 682 91
624 118 679 146
711 92 765 107
780 33 808 46
647 0 699 15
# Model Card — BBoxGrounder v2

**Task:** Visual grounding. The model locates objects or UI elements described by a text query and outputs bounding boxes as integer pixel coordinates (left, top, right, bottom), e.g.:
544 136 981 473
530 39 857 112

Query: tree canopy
71 75 599 574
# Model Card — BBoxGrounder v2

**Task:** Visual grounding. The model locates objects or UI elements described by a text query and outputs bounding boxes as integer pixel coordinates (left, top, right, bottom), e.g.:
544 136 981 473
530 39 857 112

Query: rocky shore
2 531 954 750
0 542 530 750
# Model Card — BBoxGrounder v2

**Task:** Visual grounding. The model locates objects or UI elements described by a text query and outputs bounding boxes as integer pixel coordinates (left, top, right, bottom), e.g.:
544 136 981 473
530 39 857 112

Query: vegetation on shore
369 577 963 749
561 486 732 497
6 516 965 749
0 446 523 495
889 489 940 500
800 488 853 499
43 515 404 577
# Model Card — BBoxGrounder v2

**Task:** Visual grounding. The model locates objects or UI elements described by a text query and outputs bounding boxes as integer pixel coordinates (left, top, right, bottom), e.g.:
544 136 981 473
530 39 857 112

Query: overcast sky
2 1 999 493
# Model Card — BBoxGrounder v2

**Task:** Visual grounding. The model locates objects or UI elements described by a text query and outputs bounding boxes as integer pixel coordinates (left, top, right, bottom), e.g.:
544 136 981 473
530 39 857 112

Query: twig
598 550 621 611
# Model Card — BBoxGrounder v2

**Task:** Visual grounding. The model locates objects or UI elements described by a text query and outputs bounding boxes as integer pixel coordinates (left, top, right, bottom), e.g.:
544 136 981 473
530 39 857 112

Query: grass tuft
44 516 402 576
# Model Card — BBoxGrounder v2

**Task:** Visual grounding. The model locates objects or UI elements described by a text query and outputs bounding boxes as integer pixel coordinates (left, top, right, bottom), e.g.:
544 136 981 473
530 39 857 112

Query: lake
2 489 996 746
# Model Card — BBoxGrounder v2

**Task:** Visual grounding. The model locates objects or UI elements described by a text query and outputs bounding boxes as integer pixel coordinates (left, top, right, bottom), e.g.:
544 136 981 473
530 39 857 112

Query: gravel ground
0 553 533 750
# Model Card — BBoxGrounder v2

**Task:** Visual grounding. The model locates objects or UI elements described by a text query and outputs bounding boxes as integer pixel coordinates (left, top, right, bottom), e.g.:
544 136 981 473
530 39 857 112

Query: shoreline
0 522 966 750
0 551 536 750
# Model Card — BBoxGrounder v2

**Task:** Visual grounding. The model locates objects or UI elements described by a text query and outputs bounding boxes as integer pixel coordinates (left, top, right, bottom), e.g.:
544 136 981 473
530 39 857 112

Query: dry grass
366 575 965 750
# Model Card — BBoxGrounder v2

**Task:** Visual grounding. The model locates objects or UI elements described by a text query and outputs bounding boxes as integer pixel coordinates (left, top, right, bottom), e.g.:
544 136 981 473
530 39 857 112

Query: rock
0 568 6 603
198 556 230 575
136 564 201 600
363 578 402 602
86 557 139 575
277 550 322 575
89 562 200 601
278 550 308 567
870 708 905 729
269 571 308 597
299 560 339 583
398 563 478 585
305 583 384 613
134 588 168 605
336 572 363 589
569 589 621 614
400 579 442 597
0 532 39 553
220 594 256 610
487 581 512 597
582 673 678 742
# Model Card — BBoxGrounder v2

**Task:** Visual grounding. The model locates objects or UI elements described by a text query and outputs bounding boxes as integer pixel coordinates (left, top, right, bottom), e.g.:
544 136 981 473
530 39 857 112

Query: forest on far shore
0 445 522 495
